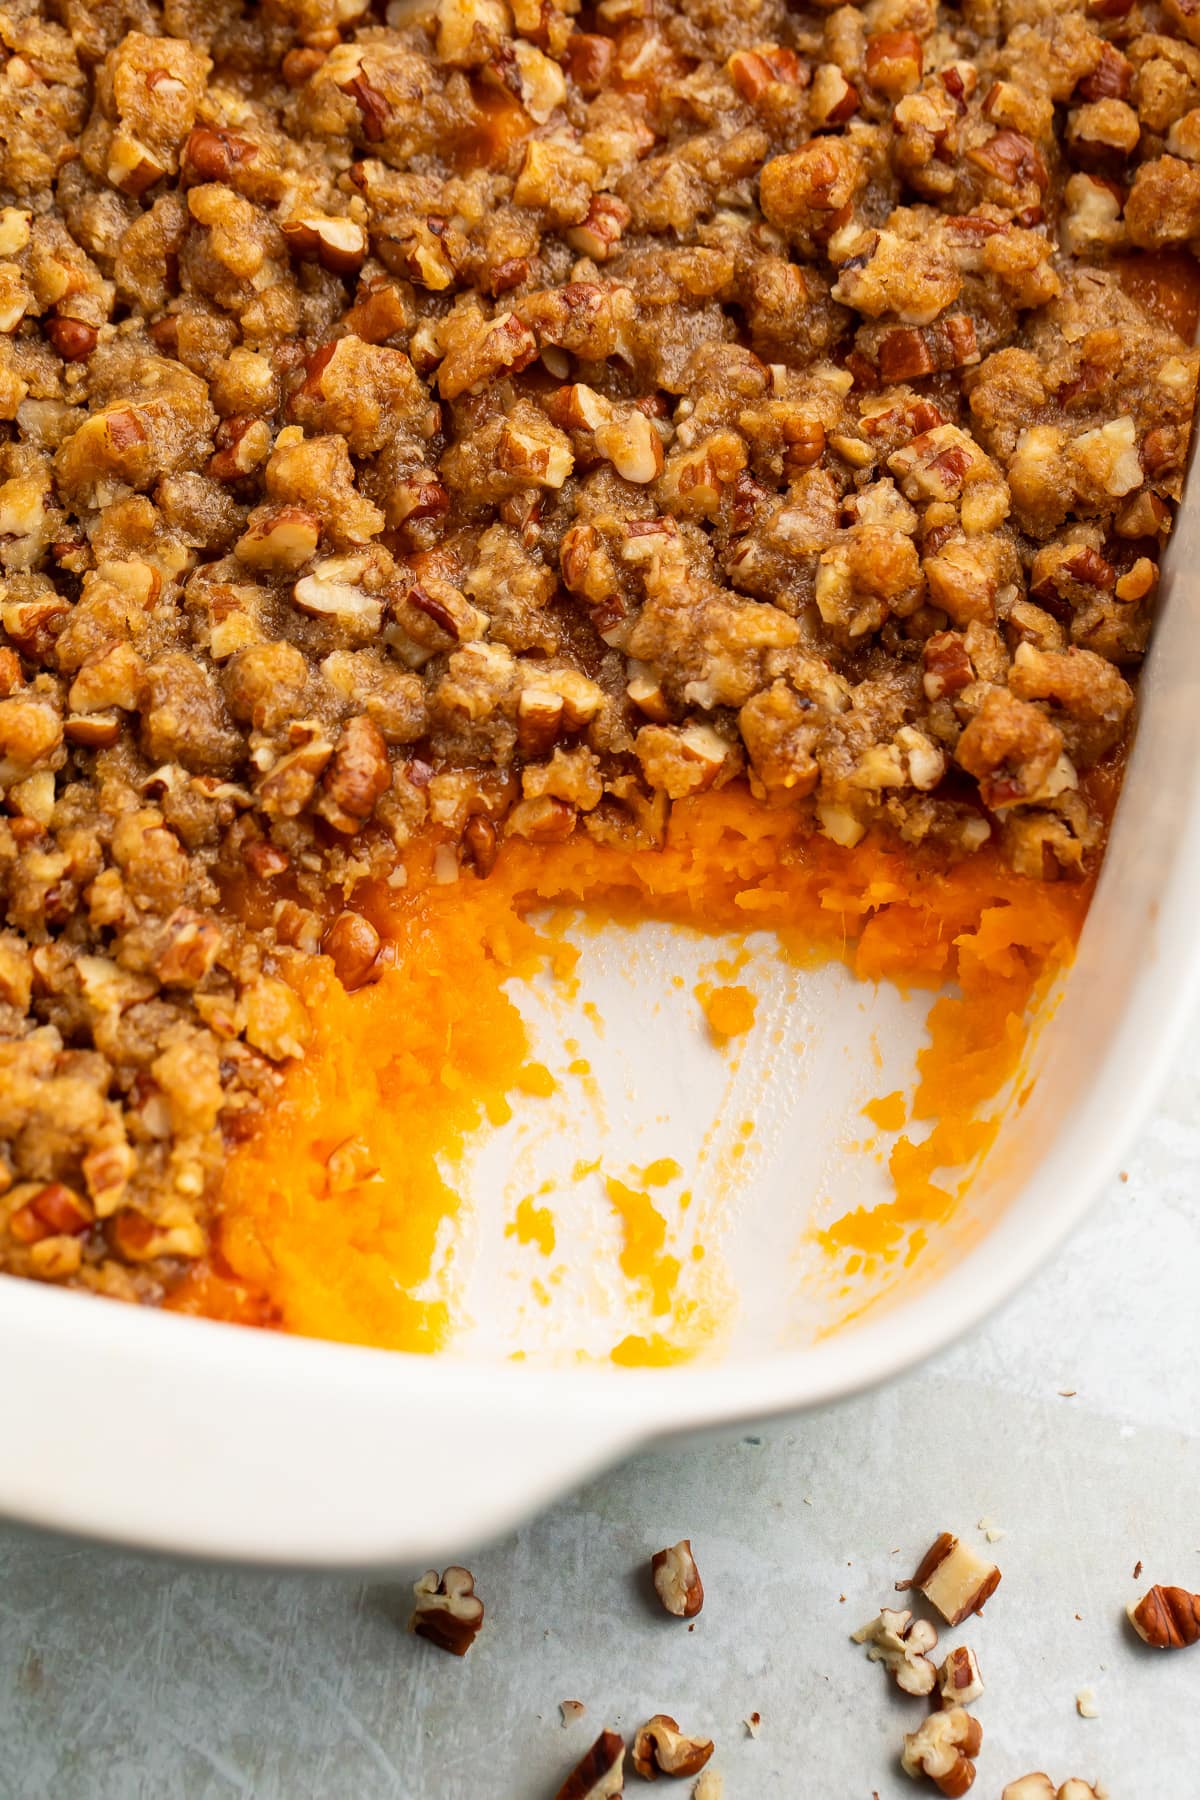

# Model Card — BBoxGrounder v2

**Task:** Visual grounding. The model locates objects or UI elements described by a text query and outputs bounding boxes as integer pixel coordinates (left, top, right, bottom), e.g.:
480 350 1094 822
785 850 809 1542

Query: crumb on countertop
1076 1686 1099 1719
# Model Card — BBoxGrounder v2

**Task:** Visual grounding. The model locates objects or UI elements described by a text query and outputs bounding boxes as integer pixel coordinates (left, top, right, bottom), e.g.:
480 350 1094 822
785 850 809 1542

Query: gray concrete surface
2 1044 1198 1799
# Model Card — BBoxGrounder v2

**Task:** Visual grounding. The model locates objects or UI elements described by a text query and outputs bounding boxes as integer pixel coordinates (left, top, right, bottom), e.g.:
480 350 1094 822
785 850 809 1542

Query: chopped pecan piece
651 1540 704 1617
555 1730 626 1799
9 1183 93 1245
969 129 1048 192
463 814 499 876
181 125 258 184
864 32 923 98
937 1645 984 1708
280 214 368 275
317 715 391 834
155 908 222 987
903 1532 1002 1626
901 1709 982 1796
322 912 382 991
409 1566 484 1655
631 1716 715 1779
853 1608 939 1696
1002 1781 1103 1800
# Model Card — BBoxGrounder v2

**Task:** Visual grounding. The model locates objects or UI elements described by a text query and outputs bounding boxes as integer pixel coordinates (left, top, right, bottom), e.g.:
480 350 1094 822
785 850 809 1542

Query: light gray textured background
2 1044 1198 1800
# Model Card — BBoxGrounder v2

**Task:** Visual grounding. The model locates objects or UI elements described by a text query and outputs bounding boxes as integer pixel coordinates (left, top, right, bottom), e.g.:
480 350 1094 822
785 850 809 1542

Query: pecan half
1128 1584 1200 1648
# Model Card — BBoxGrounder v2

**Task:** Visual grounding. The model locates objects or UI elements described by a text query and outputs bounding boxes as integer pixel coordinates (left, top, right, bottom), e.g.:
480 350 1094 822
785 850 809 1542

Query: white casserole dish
2 495 1199 1569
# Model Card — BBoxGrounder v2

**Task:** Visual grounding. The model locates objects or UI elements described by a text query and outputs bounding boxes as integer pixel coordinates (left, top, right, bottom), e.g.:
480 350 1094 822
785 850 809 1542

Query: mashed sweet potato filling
186 787 1087 1354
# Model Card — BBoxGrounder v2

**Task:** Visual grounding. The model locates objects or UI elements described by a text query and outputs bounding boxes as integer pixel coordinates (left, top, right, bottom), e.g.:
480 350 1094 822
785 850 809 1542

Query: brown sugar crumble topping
1 0 1199 1303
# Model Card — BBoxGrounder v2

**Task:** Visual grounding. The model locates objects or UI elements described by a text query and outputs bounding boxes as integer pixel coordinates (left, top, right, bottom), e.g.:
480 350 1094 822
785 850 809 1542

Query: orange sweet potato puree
172 785 1089 1352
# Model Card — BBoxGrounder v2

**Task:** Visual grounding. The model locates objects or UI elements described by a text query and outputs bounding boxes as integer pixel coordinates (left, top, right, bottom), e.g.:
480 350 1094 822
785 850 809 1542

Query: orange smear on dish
862 1091 907 1133
611 1332 699 1368
604 1174 680 1315
202 784 1089 1351
698 982 758 1040
820 881 1079 1267
507 1196 556 1256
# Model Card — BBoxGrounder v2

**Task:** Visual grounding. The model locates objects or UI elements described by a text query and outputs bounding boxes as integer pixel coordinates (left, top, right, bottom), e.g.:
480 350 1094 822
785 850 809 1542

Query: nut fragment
937 1645 983 1708
322 911 382 991
852 1608 939 1697
9 1182 92 1245
900 1708 982 1796
280 213 368 275
864 30 923 98
155 908 222 988
631 1715 715 1779
904 1533 1001 1626
565 194 631 262
293 558 384 628
728 45 803 102
238 508 321 571
1002 1781 1103 1800
463 813 499 877
518 686 566 756
318 714 391 834
555 1729 626 1799
213 417 274 484
809 63 859 129
505 794 575 842
651 1540 704 1618
182 125 258 184
1127 1584 1200 1648
408 1566 484 1655
44 318 98 362
596 409 664 485
106 131 166 195
626 664 671 724
64 711 122 749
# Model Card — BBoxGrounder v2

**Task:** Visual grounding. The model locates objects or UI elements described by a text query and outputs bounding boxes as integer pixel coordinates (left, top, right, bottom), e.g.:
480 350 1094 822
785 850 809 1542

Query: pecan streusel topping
0 0 1197 1301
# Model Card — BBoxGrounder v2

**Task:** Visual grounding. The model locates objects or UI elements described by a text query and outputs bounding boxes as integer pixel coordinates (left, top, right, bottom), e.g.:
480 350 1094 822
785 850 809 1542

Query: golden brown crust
1 0 1199 1300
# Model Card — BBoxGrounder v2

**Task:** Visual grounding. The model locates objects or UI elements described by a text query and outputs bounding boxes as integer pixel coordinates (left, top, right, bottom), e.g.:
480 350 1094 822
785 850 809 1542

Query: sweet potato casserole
1 0 1198 1345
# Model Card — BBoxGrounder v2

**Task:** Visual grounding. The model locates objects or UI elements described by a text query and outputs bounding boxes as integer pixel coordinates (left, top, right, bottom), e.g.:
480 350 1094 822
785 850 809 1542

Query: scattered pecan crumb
937 1646 983 1709
631 1716 714 1780
853 1608 939 1697
901 1707 982 1795
555 1729 625 1800
408 1566 484 1656
903 1532 1001 1626
651 1540 704 1619
1003 1780 1105 1800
